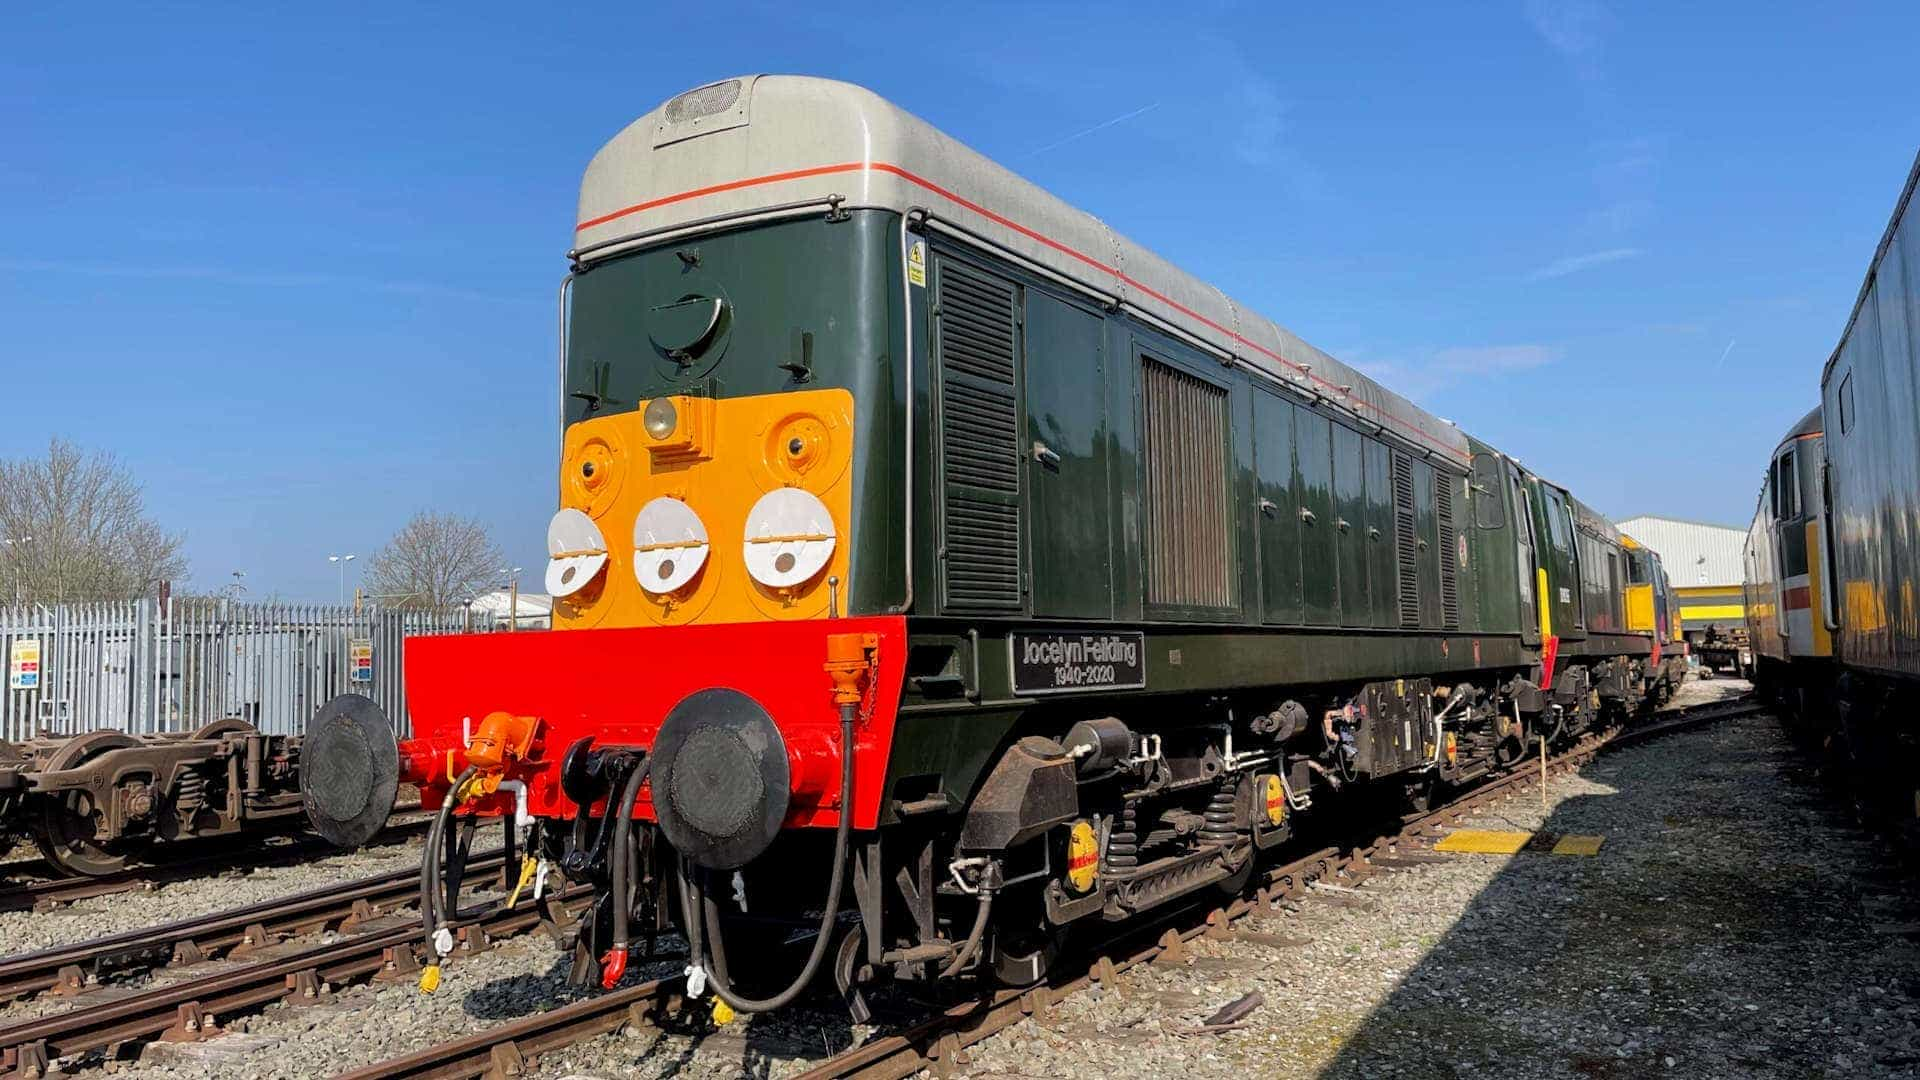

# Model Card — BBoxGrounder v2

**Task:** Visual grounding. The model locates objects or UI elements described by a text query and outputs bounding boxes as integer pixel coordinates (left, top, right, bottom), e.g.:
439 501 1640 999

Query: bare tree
363 512 506 610
0 439 188 604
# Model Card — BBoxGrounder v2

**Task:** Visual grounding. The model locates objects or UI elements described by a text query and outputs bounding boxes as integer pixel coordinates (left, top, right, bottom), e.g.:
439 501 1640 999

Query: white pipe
495 779 531 830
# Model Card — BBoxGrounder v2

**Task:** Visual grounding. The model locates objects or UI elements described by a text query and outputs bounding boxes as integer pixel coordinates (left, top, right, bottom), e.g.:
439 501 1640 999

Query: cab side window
1772 449 1798 521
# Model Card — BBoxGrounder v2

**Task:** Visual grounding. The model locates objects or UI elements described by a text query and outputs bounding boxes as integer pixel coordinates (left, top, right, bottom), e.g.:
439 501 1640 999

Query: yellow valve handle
711 999 736 1025
418 965 442 994
505 856 538 910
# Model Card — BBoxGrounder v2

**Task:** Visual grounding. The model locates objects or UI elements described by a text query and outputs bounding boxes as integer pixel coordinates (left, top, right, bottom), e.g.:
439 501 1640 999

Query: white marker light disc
545 507 609 598
633 497 710 595
742 488 836 589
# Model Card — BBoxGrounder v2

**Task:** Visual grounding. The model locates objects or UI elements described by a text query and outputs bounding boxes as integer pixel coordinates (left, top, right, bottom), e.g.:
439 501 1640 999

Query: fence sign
8 639 40 690
349 638 374 683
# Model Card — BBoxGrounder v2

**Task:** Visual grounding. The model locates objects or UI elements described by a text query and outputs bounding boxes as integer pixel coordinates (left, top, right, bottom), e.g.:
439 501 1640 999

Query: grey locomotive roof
1784 406 1822 443
574 75 1471 469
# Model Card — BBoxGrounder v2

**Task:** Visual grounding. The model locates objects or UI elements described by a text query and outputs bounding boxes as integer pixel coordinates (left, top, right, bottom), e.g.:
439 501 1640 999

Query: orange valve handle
599 947 628 989
463 711 540 795
468 711 539 771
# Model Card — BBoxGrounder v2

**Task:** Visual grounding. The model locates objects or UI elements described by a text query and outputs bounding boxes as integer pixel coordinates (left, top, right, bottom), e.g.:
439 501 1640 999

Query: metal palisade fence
0 599 479 742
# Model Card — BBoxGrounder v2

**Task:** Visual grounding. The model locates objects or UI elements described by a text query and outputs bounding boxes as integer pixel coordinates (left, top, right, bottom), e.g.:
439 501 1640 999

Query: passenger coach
1747 151 1920 829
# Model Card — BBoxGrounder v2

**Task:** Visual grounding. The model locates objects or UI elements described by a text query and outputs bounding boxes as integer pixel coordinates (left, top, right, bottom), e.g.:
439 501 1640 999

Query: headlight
544 508 609 598
742 488 836 589
643 398 678 441
633 496 709 594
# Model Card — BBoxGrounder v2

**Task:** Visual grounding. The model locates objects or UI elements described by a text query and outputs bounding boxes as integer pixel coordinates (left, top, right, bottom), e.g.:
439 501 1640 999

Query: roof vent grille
665 80 742 124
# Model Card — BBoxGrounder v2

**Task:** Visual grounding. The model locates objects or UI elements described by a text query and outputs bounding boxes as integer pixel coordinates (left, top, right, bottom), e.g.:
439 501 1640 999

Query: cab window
1772 449 1798 520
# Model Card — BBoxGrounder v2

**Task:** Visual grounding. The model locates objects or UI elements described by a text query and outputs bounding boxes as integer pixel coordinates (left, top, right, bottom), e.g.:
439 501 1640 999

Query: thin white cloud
1430 345 1561 373
0 257 521 304
1525 0 1613 60
1526 247 1643 281
1233 74 1287 167
1028 102 1160 157
1352 343 1564 404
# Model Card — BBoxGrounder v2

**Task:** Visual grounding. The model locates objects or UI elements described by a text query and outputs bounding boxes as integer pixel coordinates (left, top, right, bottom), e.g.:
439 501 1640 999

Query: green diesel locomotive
309 75 1683 1014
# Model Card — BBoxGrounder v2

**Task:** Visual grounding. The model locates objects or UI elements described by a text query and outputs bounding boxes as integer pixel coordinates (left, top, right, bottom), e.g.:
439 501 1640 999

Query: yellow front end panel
552 389 857 629
1624 583 1655 632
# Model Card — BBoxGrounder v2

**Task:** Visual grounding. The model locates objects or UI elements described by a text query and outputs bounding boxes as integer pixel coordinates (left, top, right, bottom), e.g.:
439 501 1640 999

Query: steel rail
0 804 431 914
0 881 586 1078
0 852 507 1004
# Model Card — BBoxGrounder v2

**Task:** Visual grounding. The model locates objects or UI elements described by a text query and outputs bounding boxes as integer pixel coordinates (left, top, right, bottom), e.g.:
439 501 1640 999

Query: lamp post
500 566 523 632
2 536 31 606
328 554 357 607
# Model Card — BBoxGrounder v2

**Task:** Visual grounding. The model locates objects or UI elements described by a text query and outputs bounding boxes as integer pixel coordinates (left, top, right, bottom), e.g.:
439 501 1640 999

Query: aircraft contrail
1029 102 1161 157
1715 339 1737 369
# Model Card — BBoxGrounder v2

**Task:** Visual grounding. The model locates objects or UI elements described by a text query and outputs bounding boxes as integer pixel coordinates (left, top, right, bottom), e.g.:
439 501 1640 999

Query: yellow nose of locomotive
547 388 856 629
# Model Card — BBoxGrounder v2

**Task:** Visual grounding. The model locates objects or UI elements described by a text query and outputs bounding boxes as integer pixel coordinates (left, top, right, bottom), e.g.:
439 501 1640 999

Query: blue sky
3 2 1916 601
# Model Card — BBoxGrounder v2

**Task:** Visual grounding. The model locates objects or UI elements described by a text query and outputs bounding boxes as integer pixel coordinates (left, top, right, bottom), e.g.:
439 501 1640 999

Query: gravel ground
954 677 1920 1080
0 830 431 958
47 677 1920 1079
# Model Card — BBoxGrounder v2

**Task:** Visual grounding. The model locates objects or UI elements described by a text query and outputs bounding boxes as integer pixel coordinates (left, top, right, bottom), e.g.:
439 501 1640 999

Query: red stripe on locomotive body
399 615 907 830
576 160 1469 467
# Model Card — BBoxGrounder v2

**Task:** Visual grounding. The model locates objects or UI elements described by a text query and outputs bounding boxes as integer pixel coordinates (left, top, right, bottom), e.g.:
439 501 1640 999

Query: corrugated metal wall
1616 515 1748 589
0 600 475 741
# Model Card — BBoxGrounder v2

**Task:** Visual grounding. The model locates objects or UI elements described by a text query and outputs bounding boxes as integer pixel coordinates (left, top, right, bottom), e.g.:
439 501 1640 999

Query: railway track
331 693 1763 1080
0 803 430 914
0 863 589 1078
0 851 510 1004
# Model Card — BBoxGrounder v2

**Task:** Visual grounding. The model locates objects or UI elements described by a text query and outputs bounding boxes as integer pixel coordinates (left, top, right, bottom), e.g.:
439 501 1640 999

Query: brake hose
685 700 857 1012
598 755 652 988
418 766 479 992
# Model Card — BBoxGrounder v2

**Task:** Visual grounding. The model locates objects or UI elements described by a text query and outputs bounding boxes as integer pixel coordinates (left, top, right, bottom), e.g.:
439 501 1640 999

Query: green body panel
1531 480 1585 640
1332 423 1370 627
1413 458 1440 629
1295 409 1337 625
1254 390 1303 625
1023 291 1114 619
1464 438 1521 636
1363 440 1396 628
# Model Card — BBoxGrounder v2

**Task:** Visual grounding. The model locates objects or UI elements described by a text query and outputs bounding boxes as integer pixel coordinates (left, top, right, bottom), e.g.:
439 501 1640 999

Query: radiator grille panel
1393 453 1419 627
1437 472 1460 629
1142 358 1232 608
941 381 1020 492
936 258 1022 612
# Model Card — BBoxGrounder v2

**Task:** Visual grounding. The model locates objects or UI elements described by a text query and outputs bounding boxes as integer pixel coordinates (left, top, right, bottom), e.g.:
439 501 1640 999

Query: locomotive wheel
35 731 146 878
1404 774 1437 813
988 916 1067 988
190 717 256 741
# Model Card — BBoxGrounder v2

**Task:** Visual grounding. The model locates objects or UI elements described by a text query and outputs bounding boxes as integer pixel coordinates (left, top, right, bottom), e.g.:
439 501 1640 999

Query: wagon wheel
190 717 256 741
35 731 148 878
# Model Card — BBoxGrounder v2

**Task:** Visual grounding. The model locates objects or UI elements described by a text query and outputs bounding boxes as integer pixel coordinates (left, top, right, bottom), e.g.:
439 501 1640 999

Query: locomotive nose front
649 687 791 870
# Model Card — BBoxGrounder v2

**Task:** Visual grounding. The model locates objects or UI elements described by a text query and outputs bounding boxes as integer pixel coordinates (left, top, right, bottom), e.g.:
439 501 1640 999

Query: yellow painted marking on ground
1433 829 1533 854
1551 834 1606 856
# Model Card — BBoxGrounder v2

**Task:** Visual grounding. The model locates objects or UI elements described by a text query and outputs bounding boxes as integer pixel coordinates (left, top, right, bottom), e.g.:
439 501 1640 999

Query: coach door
1254 389 1304 625
1022 288 1113 619
1508 462 1540 645
1538 483 1584 638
